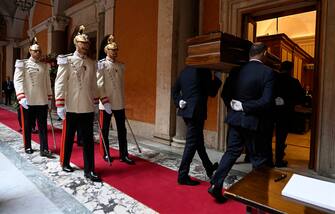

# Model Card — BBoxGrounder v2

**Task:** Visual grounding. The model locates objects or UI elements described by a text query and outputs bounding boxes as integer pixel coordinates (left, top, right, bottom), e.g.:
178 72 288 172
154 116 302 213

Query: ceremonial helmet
29 37 40 51
104 34 118 52
73 25 89 45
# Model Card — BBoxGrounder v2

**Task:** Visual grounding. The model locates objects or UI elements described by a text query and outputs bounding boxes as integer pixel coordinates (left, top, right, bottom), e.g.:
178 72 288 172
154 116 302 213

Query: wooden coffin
185 32 252 72
263 52 281 71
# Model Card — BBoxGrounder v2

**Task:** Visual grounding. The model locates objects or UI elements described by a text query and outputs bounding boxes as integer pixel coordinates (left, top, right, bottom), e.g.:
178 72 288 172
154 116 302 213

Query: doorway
242 7 318 171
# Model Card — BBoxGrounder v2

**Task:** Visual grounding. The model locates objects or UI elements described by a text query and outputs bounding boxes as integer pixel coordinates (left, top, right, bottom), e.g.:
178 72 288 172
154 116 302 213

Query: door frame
218 0 319 169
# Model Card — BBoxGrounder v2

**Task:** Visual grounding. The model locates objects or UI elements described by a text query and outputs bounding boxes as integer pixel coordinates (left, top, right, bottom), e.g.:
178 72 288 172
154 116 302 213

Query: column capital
95 0 114 13
104 0 115 11
50 16 70 31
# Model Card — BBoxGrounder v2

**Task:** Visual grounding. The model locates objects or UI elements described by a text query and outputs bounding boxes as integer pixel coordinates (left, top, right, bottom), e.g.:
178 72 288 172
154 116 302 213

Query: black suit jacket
223 61 274 130
2 80 14 93
172 67 222 120
274 72 305 113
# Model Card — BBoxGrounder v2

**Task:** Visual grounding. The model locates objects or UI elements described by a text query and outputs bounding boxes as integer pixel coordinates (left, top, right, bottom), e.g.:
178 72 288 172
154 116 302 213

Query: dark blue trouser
178 117 213 180
211 125 268 187
63 112 94 173
21 105 48 151
100 109 128 158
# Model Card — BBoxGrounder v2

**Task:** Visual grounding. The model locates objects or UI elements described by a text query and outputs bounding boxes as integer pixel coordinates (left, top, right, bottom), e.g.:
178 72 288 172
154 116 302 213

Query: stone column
95 0 107 48
171 117 187 147
171 0 200 147
104 0 115 35
153 0 179 144
48 16 70 54
5 40 14 78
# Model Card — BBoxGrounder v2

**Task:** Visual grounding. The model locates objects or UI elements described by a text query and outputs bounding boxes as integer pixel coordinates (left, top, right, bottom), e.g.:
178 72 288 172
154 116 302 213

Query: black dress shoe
103 155 114 163
25 148 34 154
178 177 200 186
62 165 74 173
275 160 288 168
84 172 101 182
206 162 219 178
40 150 55 159
120 156 135 165
208 184 228 203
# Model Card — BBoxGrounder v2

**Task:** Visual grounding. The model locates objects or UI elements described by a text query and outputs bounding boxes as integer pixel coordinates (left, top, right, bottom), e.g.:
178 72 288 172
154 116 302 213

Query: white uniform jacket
55 51 99 113
13 57 52 105
97 59 125 110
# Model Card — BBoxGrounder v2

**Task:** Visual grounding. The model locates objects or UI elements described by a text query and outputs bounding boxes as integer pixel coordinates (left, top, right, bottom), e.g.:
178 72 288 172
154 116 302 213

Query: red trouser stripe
20 105 26 148
59 119 67 166
99 110 104 157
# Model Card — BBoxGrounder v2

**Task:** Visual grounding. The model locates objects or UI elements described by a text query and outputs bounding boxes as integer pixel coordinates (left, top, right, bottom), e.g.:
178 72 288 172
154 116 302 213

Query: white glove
275 97 284 106
230 99 243 111
103 103 112 114
19 98 29 109
214 71 222 80
179 100 187 109
57 107 66 120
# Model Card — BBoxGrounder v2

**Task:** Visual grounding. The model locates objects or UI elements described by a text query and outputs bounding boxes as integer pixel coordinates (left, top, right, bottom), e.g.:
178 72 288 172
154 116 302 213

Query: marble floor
0 105 250 214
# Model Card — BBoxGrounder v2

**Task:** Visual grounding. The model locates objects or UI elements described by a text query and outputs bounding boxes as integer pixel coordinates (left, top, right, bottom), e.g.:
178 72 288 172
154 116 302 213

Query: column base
153 133 171 145
171 136 186 148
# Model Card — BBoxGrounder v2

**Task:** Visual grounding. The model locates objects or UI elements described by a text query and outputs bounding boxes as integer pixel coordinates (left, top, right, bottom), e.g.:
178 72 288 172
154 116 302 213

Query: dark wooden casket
185 32 252 72
185 31 281 72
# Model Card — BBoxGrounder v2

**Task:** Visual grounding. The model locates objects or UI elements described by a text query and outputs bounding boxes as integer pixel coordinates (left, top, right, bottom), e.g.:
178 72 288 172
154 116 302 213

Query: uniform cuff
100 96 109 104
55 98 65 107
16 93 25 101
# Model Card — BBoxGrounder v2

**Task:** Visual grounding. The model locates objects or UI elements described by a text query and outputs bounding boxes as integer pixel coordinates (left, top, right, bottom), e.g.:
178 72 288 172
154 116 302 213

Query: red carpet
0 107 245 213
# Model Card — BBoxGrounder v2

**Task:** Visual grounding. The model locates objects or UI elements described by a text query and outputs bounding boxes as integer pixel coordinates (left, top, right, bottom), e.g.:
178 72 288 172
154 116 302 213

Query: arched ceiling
0 0 31 42
0 1 17 18
0 0 62 42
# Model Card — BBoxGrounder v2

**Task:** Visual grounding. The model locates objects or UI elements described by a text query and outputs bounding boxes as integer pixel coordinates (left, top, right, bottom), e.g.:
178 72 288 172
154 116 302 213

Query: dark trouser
17 107 22 128
21 105 48 151
100 109 128 158
178 117 213 180
62 112 95 173
30 108 37 130
211 125 268 188
77 126 84 145
260 117 275 166
5 92 11 105
275 114 290 162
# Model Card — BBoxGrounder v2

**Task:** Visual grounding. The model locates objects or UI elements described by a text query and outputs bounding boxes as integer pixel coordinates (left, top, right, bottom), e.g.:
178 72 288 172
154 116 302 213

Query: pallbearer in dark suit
96 34 134 164
172 66 222 186
13 37 53 158
208 42 275 202
273 61 305 167
55 25 101 182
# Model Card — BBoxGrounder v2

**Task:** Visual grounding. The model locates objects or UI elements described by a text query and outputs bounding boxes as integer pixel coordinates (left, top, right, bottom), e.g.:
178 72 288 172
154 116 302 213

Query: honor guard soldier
97 35 134 164
55 25 101 182
13 37 54 158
